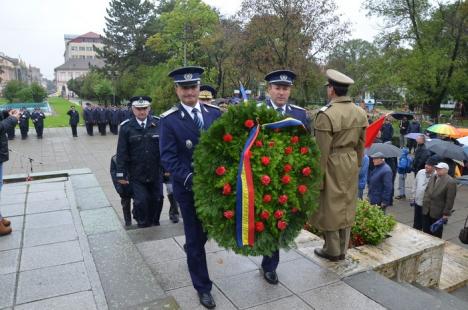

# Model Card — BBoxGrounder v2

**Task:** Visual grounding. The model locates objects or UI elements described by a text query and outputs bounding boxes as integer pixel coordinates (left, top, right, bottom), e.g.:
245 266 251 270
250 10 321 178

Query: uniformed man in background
108 105 121 135
116 96 162 228
198 85 216 104
263 70 310 130
83 103 95 136
31 107 45 139
67 106 80 137
94 105 108 136
311 69 368 261
160 66 222 309
19 107 30 139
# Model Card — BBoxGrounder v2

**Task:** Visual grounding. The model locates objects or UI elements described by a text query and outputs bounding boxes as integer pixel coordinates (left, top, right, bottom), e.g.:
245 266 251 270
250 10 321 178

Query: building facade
54 32 105 96
0 53 44 95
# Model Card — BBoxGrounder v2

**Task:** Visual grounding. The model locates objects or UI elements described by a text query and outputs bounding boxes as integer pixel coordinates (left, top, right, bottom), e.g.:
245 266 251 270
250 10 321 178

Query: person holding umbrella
422 162 457 238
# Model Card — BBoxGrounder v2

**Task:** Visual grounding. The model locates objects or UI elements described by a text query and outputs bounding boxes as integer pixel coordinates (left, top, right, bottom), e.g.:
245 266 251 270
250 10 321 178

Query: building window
86 47 92 51
79 46 85 51
71 46 77 51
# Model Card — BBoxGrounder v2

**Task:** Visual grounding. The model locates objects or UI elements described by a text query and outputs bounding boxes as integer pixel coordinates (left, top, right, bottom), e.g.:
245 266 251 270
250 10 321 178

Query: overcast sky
0 0 381 79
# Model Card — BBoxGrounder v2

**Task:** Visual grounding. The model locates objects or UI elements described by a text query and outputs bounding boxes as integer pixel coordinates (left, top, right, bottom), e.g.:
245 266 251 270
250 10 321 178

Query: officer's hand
118 180 129 185
164 172 170 177
9 109 20 120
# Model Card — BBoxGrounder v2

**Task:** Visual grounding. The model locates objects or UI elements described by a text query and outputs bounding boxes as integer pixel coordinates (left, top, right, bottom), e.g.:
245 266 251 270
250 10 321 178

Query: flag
365 115 386 148
239 82 248 102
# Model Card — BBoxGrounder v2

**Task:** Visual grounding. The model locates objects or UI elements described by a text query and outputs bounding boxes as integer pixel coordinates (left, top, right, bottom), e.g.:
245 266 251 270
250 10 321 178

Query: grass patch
0 98 7 104
46 97 83 128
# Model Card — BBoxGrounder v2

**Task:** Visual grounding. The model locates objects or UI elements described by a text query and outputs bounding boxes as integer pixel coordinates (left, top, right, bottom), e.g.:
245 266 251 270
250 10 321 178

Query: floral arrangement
351 199 397 246
193 102 321 256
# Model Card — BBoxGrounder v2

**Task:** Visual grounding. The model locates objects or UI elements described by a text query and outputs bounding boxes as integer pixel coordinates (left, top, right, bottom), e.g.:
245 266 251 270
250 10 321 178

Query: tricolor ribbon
235 117 306 248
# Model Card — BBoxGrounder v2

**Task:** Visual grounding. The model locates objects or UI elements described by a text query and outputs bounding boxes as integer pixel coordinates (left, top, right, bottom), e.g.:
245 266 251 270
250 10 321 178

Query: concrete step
450 284 468 303
412 283 468 310
344 270 459 310
439 242 468 292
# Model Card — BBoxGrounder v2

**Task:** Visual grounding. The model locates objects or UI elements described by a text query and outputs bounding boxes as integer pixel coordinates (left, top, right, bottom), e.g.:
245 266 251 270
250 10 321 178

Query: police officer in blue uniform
108 105 120 135
160 66 222 309
262 70 310 130
83 103 95 136
67 106 80 137
116 96 162 228
19 107 30 139
94 105 108 136
31 107 45 139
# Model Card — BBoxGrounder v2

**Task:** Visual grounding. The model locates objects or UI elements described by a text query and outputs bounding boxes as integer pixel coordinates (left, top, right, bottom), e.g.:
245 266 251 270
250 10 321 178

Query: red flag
365 115 386 148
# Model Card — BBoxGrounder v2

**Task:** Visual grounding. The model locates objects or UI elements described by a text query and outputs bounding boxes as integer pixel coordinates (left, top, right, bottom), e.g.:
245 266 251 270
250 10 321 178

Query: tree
3 80 25 102
16 87 33 102
97 0 157 73
93 79 113 104
67 77 84 97
30 82 47 102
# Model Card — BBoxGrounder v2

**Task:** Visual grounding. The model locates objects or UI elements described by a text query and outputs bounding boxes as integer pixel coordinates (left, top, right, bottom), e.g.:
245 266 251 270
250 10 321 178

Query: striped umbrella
426 124 461 138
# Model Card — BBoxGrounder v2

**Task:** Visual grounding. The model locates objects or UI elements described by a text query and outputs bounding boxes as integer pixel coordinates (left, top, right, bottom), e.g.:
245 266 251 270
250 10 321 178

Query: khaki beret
325 69 354 86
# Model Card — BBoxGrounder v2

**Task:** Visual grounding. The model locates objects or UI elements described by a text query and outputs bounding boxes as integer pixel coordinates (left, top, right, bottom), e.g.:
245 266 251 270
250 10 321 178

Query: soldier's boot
0 221 12 236
1 218 11 227
121 198 132 226
168 194 179 223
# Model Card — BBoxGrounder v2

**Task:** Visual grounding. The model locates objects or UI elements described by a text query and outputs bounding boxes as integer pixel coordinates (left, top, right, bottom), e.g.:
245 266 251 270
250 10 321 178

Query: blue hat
130 96 152 108
265 70 296 86
168 66 204 86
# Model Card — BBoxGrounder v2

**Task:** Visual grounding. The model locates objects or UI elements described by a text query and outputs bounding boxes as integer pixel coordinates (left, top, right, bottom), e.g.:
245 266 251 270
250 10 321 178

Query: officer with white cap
311 69 368 261
115 96 162 228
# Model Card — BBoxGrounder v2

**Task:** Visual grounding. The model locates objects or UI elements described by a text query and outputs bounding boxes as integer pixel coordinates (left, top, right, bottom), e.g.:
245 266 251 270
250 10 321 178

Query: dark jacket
399 119 409 135
368 162 393 206
408 120 421 133
0 115 18 163
116 116 161 183
31 111 45 127
422 174 457 219
83 107 95 124
108 108 121 125
94 108 108 124
413 144 432 173
381 123 393 142
67 109 80 126
19 111 30 129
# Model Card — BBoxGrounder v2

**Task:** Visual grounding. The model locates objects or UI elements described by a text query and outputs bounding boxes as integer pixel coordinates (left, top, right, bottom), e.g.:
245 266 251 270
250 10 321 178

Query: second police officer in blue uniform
116 96 162 228
262 70 310 130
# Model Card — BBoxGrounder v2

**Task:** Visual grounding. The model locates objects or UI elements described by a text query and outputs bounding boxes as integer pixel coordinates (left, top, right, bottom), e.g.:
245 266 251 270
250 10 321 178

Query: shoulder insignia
319 104 332 112
151 115 160 120
290 104 305 111
160 106 179 118
203 103 220 110
119 119 130 126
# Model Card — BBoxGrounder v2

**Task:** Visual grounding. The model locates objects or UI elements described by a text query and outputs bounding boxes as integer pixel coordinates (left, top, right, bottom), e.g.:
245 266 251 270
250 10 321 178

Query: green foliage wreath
193 103 321 256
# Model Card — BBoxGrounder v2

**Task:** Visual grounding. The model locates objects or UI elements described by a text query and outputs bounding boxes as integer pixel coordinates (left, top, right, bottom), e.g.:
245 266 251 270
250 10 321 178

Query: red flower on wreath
278 195 288 205
261 156 270 166
274 210 284 219
223 133 233 142
302 167 312 177
291 136 300 144
261 175 271 186
298 184 308 194
283 164 292 173
223 210 234 219
244 119 255 128
291 207 299 214
255 221 265 232
300 147 309 155
268 141 275 148
222 183 232 195
260 210 270 220
277 220 288 230
215 166 226 176
255 140 263 147
284 146 293 155
281 175 291 184
262 194 272 203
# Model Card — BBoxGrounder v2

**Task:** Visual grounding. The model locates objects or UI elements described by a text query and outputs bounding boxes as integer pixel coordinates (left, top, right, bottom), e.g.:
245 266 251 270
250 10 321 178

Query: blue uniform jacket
94 108 108 124
108 108 121 125
67 110 80 126
264 99 310 131
160 103 221 201
368 163 393 206
31 111 45 127
83 107 95 124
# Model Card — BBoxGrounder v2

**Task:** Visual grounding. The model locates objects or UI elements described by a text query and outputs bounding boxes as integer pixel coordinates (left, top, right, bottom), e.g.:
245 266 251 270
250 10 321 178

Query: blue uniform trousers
131 180 161 226
261 250 279 272
178 196 212 293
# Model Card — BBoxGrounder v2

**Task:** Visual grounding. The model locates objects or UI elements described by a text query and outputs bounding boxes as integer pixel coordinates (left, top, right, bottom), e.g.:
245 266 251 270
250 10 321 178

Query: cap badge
184 73 193 80
280 74 288 81
186 139 193 149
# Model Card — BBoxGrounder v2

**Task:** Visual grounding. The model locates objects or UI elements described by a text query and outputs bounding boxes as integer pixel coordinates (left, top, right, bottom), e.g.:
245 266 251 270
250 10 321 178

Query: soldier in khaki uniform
312 69 368 261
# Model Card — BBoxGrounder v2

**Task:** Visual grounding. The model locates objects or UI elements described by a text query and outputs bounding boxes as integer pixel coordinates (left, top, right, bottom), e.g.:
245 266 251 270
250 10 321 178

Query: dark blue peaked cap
264 70 296 86
168 66 204 86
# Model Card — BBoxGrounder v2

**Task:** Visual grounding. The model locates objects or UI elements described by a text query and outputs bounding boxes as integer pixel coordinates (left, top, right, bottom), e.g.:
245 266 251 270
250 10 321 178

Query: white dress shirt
181 102 204 125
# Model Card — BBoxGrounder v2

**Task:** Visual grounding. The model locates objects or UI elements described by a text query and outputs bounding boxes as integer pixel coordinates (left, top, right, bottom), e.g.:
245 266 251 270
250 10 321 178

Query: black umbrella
426 139 468 161
391 112 414 120
366 143 401 158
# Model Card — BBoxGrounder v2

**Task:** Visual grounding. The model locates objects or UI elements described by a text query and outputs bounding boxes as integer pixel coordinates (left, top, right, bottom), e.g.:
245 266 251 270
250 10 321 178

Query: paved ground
3 127 467 248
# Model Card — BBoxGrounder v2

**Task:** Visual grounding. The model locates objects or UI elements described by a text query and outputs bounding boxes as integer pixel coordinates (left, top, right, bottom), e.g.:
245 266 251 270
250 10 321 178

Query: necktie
192 108 204 129
276 107 284 115
141 122 145 129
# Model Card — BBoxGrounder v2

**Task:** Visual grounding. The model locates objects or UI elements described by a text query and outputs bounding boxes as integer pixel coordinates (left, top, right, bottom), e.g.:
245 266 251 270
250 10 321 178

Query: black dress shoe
263 270 279 285
169 213 179 223
198 292 216 309
314 248 342 262
137 222 151 228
